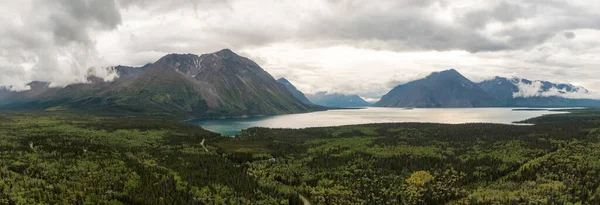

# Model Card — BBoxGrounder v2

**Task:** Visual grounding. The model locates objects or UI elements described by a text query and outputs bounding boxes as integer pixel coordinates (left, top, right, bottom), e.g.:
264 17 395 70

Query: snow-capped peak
510 77 590 98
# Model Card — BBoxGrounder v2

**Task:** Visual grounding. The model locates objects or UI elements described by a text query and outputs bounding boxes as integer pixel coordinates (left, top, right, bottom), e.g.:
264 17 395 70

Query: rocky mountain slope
2 49 322 118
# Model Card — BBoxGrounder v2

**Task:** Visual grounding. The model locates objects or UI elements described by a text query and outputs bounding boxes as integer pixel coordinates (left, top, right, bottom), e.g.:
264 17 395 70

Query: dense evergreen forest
1 109 599 204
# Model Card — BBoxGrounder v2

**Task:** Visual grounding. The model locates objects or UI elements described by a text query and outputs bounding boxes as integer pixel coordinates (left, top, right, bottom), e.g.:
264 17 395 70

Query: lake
186 107 567 136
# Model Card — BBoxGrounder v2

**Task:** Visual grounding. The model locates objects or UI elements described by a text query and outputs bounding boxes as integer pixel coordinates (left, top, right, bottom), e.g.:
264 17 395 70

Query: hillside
375 69 500 107
276 78 313 105
2 49 322 118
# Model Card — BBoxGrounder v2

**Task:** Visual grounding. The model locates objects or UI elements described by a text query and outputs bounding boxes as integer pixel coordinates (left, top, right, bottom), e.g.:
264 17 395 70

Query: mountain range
276 78 370 108
478 76 589 101
376 69 600 108
375 69 499 107
1 50 599 118
0 49 323 118
305 92 371 108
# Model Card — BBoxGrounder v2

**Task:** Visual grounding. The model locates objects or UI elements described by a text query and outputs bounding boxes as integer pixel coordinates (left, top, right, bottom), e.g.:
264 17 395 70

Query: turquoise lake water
186 107 566 136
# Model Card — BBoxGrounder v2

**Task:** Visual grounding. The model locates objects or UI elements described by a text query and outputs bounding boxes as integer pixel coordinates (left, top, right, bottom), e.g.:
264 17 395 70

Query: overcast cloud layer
1 0 599 100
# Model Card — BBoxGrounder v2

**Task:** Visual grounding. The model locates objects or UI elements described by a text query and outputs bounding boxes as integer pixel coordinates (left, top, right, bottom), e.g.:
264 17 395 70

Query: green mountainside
1 49 322 119
276 78 313 105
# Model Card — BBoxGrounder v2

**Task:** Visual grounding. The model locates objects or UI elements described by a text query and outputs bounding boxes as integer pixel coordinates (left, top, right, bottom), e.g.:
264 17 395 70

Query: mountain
375 69 500 108
506 96 600 107
0 86 13 104
0 81 60 107
377 69 599 108
110 64 151 79
306 92 371 107
3 49 322 118
277 78 313 105
478 77 589 101
478 77 597 107
476 77 520 102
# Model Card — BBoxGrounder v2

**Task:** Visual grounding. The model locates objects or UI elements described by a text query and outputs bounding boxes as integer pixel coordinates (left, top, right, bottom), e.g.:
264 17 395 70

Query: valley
0 109 599 204
1 49 598 204
3 1 600 204
1 49 599 120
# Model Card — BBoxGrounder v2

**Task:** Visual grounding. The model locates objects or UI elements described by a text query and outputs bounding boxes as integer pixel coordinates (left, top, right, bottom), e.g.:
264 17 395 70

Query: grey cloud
491 1 526 22
301 3 507 52
324 0 439 9
494 27 556 50
461 1 528 29
0 0 123 89
3 0 600 96
46 0 122 45
564 32 575 39
295 0 600 53
486 1 600 49
119 0 232 14
116 0 600 55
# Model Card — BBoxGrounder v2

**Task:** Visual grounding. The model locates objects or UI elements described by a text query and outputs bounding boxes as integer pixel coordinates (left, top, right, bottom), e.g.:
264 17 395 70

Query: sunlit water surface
186 107 567 136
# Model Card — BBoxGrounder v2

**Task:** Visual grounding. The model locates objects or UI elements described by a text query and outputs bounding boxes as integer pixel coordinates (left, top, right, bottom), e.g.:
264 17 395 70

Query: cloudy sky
1 0 600 100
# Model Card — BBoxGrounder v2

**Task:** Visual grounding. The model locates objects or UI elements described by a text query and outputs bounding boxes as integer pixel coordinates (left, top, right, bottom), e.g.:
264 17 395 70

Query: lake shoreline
188 107 570 136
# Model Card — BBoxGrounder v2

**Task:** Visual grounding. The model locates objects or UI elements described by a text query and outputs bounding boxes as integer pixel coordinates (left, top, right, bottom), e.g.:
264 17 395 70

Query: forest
0 109 599 204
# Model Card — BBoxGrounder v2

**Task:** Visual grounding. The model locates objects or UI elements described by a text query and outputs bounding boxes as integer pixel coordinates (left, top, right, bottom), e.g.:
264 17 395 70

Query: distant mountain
3 49 322 118
377 69 599 108
306 92 371 107
478 77 589 101
506 97 600 107
110 64 151 79
0 86 13 104
375 69 500 108
277 78 313 105
476 77 520 102
478 76 596 107
0 81 59 107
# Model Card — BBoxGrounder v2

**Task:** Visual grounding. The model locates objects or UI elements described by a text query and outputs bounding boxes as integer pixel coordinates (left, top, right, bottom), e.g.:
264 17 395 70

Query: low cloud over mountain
1 0 600 98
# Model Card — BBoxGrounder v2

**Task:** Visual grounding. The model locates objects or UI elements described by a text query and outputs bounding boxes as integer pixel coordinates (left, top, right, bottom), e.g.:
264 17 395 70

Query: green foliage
0 112 299 204
218 109 600 204
2 109 600 204
406 171 434 186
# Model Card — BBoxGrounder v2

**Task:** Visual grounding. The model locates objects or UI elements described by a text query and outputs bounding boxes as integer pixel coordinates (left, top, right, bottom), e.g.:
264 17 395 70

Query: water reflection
187 107 566 136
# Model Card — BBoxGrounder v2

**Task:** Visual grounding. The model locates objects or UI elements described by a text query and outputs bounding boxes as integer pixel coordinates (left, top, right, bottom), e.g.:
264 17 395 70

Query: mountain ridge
306 91 371 108
375 69 500 108
376 69 599 108
1 49 323 118
478 76 590 101
276 78 313 105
